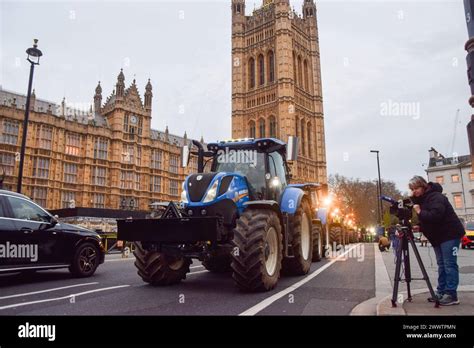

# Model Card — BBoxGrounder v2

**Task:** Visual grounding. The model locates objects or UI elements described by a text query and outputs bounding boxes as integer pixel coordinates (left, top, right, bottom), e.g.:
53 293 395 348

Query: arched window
248 58 255 89
301 119 305 156
295 118 299 154
307 122 312 158
237 4 241 13
268 51 275 83
259 119 266 137
249 120 256 138
269 116 277 138
297 56 303 88
258 54 265 86
303 60 309 91
293 52 297 85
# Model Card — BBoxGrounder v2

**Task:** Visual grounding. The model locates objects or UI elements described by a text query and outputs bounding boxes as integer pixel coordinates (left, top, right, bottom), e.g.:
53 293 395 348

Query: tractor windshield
213 150 266 199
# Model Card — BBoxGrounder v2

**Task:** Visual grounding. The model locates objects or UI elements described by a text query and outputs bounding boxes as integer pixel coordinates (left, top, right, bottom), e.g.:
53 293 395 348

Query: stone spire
61 97 66 116
116 69 125 98
303 0 316 19
94 81 102 114
144 79 153 111
232 0 246 32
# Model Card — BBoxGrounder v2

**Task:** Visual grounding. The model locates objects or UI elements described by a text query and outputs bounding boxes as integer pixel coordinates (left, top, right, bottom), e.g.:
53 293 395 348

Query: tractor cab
205 138 293 202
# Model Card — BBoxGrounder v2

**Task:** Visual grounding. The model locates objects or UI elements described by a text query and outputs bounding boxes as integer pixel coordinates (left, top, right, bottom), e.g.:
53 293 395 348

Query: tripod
391 224 440 308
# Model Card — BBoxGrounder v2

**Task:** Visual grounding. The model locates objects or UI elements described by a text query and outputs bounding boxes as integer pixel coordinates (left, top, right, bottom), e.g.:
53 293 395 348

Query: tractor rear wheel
133 242 191 285
329 225 343 249
231 210 283 292
312 223 323 262
282 200 313 275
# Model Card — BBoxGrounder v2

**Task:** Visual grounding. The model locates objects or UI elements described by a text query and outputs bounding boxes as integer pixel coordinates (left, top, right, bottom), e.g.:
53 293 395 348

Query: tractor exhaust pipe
192 140 205 173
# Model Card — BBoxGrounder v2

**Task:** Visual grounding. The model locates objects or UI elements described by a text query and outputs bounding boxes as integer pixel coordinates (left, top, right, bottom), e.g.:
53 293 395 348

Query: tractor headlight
270 176 281 188
181 182 188 203
203 180 219 203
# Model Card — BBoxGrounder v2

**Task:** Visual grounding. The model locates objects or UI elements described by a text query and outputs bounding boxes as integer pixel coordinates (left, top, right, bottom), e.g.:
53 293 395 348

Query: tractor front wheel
133 242 191 285
231 210 283 292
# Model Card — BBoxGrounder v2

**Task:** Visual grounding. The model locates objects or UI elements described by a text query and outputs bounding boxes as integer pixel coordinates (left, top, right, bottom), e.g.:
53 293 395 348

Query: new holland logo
196 175 203 181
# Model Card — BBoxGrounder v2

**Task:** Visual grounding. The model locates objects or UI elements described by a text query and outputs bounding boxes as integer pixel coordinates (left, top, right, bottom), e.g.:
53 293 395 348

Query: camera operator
409 175 465 306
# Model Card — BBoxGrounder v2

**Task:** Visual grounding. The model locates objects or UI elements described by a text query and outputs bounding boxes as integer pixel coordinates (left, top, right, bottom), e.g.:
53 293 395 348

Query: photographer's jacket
412 182 465 246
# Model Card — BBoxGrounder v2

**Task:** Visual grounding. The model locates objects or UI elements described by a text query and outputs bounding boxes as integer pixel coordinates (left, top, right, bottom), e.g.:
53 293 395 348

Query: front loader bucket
117 216 221 243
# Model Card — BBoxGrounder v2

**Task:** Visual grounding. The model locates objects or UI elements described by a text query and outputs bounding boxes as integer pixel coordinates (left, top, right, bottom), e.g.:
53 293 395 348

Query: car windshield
466 222 474 230
213 150 266 197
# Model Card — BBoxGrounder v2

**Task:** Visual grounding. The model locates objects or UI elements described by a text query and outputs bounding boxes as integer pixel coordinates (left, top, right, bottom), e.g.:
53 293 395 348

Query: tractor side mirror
181 145 190 168
287 136 299 161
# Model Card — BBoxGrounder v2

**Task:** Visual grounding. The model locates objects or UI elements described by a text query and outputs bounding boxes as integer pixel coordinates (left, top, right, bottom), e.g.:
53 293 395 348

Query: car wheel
69 242 100 277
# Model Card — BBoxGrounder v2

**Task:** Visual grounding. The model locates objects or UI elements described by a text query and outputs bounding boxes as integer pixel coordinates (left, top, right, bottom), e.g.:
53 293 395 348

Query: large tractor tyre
351 233 357 244
343 230 348 245
202 254 232 273
311 224 323 262
231 209 283 292
329 225 343 249
133 242 191 286
282 200 313 276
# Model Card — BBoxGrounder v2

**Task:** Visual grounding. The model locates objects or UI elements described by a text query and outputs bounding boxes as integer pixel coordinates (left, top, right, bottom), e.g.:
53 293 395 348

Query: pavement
351 242 474 316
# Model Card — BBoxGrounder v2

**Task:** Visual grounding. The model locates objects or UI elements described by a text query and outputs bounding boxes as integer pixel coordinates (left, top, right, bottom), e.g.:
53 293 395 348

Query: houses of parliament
0 0 327 211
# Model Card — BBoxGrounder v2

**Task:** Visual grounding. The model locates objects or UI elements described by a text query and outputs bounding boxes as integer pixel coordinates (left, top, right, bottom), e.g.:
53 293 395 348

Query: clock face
130 115 138 124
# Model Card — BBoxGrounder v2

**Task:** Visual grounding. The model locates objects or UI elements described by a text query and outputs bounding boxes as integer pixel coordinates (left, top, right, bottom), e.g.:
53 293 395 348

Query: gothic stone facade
231 0 327 184
0 71 199 210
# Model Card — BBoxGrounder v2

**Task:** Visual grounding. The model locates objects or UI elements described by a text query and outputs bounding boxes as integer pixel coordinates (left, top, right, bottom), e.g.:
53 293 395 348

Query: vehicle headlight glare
181 189 188 203
203 180 219 203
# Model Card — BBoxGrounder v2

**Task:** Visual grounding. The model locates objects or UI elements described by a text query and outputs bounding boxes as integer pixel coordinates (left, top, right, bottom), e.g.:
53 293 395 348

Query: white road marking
239 244 361 316
0 285 130 311
188 270 209 275
0 264 69 271
0 282 99 300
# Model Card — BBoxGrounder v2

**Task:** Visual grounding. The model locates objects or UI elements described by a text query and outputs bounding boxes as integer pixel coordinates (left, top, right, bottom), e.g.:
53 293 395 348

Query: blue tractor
117 137 326 292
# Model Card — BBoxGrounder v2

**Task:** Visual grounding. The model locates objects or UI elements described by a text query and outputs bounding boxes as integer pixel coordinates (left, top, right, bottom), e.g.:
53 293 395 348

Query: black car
0 190 105 277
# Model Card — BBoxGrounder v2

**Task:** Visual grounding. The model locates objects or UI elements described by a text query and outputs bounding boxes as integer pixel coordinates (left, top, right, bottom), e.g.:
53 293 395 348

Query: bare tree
328 174 402 227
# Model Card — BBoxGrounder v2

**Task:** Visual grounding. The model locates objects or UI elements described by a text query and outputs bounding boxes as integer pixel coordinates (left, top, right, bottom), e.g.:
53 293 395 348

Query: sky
0 0 471 192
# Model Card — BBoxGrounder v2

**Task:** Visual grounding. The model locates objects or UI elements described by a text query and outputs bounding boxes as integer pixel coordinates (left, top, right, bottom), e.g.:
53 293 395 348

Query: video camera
380 195 414 222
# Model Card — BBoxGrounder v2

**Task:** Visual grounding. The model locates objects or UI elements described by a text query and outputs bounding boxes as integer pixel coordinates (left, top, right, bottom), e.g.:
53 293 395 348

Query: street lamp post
17 39 43 194
370 150 383 226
